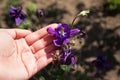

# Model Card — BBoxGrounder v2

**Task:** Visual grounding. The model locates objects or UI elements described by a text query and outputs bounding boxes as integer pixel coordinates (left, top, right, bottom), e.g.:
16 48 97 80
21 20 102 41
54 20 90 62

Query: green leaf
60 65 74 72
114 0 120 4
39 76 45 80
107 0 120 5
18 19 32 29
27 2 37 13
50 67 64 77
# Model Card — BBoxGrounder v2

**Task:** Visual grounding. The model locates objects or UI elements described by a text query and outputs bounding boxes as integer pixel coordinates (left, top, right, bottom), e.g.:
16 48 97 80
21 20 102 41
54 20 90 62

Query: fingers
34 43 57 60
25 24 58 45
0 29 31 39
34 43 57 73
30 34 55 53
36 50 56 72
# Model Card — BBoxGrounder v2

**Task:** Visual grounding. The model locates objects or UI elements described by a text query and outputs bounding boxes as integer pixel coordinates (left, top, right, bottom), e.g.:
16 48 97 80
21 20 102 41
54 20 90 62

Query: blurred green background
0 0 120 80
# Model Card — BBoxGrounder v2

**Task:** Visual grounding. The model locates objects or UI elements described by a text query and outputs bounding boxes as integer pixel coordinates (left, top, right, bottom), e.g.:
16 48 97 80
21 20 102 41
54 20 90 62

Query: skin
0 24 58 80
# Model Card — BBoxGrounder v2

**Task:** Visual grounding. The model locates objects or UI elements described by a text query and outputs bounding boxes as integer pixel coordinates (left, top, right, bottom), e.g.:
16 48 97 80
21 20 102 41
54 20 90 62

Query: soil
0 0 120 80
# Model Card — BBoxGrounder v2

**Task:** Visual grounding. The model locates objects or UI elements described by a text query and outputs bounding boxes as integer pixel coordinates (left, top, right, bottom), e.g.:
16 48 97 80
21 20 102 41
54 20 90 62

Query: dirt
0 0 120 80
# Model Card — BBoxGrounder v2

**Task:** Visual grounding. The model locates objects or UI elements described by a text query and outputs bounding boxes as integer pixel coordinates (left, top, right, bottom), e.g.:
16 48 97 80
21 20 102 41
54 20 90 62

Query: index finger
25 24 58 45
0 29 31 39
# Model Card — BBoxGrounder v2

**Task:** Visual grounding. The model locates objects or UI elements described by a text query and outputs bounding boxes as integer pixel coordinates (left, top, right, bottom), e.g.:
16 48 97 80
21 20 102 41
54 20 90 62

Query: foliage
106 0 120 11
27 2 37 16
39 76 45 80
18 19 32 29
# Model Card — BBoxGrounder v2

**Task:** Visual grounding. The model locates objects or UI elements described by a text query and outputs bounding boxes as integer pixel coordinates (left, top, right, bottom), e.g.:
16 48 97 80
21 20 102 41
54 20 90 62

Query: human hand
0 24 58 80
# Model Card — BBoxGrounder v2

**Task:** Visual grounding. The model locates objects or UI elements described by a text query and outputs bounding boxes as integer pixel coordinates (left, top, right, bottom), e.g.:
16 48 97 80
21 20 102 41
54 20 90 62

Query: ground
0 0 120 80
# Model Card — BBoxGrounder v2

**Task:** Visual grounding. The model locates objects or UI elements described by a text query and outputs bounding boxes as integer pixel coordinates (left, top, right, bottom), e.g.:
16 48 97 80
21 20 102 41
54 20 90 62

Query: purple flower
59 48 75 67
36 9 44 17
47 23 80 46
9 6 26 26
91 53 111 71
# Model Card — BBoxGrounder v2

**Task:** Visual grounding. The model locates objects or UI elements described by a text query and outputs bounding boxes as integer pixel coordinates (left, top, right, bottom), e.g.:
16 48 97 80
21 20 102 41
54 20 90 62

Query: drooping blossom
91 53 111 71
58 47 75 67
9 6 26 26
47 23 80 46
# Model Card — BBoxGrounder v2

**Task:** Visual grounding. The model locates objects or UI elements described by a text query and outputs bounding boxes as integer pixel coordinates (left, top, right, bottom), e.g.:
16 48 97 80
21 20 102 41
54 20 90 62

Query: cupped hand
0 24 57 80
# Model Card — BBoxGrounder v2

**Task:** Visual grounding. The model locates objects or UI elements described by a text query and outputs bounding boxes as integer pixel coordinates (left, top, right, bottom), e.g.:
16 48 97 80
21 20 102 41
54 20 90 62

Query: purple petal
10 6 17 10
20 12 26 18
56 23 69 32
23 18 27 23
53 39 62 47
9 6 16 16
61 24 69 31
9 9 15 15
70 29 80 37
63 38 70 44
71 57 75 67
64 52 71 62
47 27 56 36
10 6 21 14
55 23 62 31
15 17 22 26
10 5 17 9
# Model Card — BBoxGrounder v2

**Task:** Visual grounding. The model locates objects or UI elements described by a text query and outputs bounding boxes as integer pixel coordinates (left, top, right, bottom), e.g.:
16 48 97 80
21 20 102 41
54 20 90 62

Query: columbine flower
91 53 111 71
47 10 88 67
9 6 26 26
59 48 75 67
47 23 80 46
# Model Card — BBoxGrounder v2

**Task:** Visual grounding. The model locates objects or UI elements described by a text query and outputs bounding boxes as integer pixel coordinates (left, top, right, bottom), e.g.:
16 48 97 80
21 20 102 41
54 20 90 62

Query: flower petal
71 57 75 67
53 39 62 47
63 38 70 45
70 29 80 37
15 17 22 26
9 6 17 16
19 12 26 19
9 9 15 15
47 27 56 36
61 24 69 31
10 6 17 11
56 23 69 33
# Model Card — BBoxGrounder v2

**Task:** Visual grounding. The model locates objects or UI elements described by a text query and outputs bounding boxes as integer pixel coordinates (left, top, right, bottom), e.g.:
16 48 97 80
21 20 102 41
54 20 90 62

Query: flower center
59 27 65 36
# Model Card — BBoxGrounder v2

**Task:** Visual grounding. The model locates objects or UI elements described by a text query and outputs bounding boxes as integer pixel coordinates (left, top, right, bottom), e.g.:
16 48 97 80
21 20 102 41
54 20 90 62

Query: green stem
71 15 78 28
71 10 90 28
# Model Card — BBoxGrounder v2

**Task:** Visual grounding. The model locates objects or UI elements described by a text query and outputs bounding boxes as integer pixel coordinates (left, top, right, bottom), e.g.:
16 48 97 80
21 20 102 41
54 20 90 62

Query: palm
0 24 57 80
